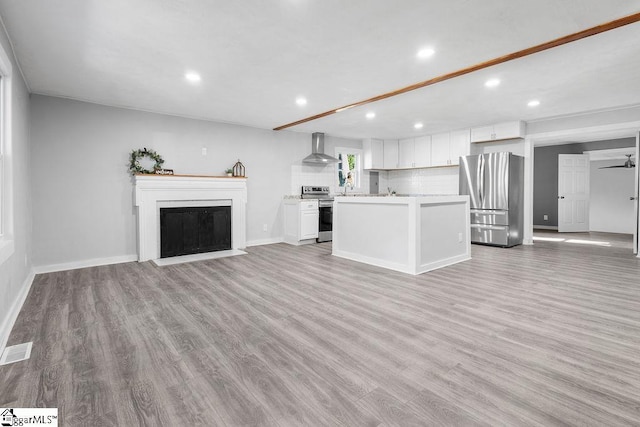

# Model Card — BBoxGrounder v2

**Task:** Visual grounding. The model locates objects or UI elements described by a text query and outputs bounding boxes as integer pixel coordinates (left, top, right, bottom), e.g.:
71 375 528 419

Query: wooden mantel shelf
135 173 247 179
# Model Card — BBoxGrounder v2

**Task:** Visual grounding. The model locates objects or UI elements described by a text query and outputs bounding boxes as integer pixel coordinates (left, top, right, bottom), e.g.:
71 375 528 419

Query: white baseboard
153 249 246 266
246 237 284 247
533 225 558 230
34 254 138 274
0 269 35 355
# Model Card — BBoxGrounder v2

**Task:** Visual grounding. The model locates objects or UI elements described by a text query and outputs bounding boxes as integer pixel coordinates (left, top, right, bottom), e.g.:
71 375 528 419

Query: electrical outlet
201 147 207 156
263 224 268 232
458 232 463 243
543 214 549 221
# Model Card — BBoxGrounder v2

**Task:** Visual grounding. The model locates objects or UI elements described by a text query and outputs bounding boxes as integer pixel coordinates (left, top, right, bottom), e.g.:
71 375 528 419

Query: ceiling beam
273 11 640 131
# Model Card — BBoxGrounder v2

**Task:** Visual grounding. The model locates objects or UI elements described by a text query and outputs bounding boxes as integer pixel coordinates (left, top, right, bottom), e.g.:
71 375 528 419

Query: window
335 147 363 191
0 41 14 264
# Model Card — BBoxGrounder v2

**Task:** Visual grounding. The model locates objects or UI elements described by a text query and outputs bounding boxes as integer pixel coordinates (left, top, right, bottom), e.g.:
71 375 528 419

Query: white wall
590 159 635 234
527 105 640 135
30 95 360 267
0 22 32 350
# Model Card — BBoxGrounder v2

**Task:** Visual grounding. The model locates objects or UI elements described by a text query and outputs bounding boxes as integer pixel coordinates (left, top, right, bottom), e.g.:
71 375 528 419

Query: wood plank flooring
1 234 640 426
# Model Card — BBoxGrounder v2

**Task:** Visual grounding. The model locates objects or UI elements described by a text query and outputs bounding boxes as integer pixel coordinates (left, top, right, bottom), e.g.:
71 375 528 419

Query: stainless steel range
301 186 333 242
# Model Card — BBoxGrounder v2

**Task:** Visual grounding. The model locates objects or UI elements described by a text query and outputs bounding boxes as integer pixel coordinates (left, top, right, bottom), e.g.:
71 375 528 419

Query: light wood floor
1 237 640 426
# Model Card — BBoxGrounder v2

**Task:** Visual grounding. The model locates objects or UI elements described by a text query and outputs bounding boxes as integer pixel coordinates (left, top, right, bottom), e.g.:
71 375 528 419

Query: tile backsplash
383 167 460 195
290 164 336 195
290 163 370 195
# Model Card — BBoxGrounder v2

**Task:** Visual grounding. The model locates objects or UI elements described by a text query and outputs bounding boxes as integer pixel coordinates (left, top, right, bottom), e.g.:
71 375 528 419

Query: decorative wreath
129 148 165 174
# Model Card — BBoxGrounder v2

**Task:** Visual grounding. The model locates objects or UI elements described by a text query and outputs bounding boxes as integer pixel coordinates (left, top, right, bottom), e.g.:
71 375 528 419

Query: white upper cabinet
414 135 431 168
363 138 384 169
383 139 399 169
431 130 470 166
431 132 450 167
363 130 467 170
470 121 525 143
398 138 415 168
469 125 493 143
449 129 470 165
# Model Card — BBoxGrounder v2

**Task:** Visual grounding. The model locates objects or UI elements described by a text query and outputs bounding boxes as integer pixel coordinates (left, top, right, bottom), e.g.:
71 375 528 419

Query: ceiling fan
599 154 636 169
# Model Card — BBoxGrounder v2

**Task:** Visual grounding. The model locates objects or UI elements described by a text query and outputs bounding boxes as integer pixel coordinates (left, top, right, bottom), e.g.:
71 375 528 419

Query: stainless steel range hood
303 133 339 164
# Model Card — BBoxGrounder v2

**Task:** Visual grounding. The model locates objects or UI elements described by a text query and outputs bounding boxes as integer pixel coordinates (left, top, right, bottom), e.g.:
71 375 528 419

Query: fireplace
134 175 247 262
160 206 231 258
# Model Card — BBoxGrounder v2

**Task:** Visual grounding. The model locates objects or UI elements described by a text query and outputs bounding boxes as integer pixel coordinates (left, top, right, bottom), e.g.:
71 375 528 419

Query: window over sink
335 147 362 191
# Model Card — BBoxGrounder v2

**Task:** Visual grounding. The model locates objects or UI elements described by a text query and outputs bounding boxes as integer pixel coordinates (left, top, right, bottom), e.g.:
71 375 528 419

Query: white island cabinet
332 195 470 275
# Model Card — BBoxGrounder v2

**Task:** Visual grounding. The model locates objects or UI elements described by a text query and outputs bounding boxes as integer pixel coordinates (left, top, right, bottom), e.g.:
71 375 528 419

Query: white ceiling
1 0 639 139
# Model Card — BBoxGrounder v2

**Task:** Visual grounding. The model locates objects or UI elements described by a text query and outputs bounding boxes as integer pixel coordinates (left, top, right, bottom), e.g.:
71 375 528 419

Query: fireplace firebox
160 206 231 258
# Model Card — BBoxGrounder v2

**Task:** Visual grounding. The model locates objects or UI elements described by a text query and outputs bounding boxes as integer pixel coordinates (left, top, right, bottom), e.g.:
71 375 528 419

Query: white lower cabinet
284 199 319 245
300 209 319 240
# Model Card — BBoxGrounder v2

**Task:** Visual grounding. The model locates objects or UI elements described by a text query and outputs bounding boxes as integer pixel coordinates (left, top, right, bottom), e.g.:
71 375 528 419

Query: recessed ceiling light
417 48 435 59
296 97 307 106
366 112 376 119
528 99 541 107
485 78 500 88
414 122 424 129
185 72 201 83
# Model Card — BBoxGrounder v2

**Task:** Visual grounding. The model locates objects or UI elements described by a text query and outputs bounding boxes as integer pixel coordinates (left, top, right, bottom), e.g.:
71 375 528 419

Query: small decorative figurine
232 159 245 177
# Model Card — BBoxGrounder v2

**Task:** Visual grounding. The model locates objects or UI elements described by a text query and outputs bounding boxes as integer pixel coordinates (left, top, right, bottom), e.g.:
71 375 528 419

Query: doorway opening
533 136 637 252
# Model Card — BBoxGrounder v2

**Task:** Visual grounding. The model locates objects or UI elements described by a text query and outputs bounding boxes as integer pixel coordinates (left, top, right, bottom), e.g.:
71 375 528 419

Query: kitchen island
332 195 470 275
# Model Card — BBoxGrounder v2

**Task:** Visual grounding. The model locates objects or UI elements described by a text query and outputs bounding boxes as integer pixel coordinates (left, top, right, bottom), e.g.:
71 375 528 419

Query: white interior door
558 154 590 232
634 131 639 255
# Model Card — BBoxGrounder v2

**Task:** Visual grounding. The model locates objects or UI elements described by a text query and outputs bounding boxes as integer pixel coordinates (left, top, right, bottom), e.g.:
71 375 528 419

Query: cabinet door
398 138 414 168
449 129 470 166
371 139 384 169
414 135 431 168
493 121 524 140
383 139 399 169
470 125 494 143
299 210 319 240
363 138 384 169
431 132 450 166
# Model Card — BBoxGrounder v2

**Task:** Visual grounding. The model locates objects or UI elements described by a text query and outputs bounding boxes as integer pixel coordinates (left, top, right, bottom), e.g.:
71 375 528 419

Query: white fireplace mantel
133 174 247 262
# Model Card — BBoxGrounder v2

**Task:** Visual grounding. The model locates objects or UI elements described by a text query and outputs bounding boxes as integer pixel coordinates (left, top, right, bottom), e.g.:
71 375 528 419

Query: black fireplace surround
160 206 231 258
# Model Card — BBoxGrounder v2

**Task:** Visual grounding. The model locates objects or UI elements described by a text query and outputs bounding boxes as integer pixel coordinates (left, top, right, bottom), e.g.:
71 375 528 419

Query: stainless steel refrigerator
459 152 524 247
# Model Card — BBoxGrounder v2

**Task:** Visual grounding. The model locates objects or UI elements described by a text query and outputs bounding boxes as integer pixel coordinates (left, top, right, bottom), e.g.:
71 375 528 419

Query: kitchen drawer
300 200 319 211
471 224 509 246
470 209 509 225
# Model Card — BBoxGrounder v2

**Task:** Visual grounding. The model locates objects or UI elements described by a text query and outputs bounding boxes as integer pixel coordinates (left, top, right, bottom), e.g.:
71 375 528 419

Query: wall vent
0 342 32 365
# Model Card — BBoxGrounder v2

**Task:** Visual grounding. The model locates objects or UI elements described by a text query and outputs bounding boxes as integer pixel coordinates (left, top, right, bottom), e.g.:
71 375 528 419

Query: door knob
558 196 565 199
631 196 638 201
